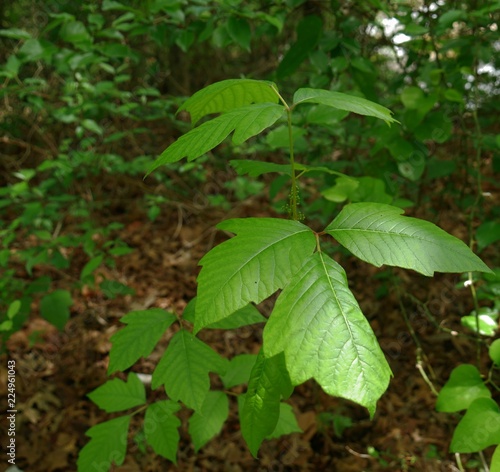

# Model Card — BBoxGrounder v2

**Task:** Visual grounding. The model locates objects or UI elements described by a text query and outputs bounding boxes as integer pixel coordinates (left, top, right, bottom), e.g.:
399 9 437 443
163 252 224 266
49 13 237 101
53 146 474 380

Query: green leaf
226 17 251 52
436 364 491 413
108 308 176 374
240 351 293 457
194 218 316 332
144 400 181 464
59 21 92 44
77 416 130 471
325 203 492 276
462 309 498 336
293 88 397 125
230 159 293 177
450 398 500 453
491 445 500 472
7 300 21 319
88 373 146 413
148 103 284 174
189 391 229 452
178 79 279 125
221 354 258 388
182 298 265 329
267 403 302 439
208 303 266 329
264 252 391 417
277 15 323 79
151 330 228 410
476 221 500 252
0 28 31 39
490 340 500 366
40 290 73 330
80 254 103 282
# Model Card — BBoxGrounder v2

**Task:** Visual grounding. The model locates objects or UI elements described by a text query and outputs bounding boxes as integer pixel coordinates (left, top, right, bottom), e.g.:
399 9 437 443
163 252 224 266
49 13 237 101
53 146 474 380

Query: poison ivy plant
80 78 491 470
436 346 500 470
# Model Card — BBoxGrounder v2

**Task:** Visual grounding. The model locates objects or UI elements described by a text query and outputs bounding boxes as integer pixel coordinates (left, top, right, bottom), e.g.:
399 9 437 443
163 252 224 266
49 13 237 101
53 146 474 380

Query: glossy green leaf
222 354 258 388
151 330 228 410
40 289 73 330
108 308 176 374
326 203 492 276
194 218 316 332
80 254 103 281
293 88 397 125
436 364 491 412
189 391 229 451
148 103 284 174
88 373 146 413
144 400 181 464
264 252 391 416
450 398 500 453
267 403 302 439
178 79 279 125
240 351 293 457
77 416 130 471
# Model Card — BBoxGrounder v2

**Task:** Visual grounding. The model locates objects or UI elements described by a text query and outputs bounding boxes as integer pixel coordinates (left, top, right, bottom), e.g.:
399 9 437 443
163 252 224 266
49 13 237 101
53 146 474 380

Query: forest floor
1 172 497 472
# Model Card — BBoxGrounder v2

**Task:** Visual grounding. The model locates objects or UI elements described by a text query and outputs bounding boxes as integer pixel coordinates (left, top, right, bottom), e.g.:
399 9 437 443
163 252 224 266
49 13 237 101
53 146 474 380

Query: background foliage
0 0 499 470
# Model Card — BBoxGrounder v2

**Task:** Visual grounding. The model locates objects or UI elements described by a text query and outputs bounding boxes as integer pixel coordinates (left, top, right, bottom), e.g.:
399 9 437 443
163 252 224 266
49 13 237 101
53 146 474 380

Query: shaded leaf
194 218 316 332
77 416 130 471
144 400 181 464
325 203 492 276
88 373 146 413
277 15 322 79
189 391 229 451
264 252 391 417
151 330 228 410
221 354 258 388
40 289 73 330
227 17 251 52
108 308 176 374
148 103 284 174
267 403 302 439
240 351 293 456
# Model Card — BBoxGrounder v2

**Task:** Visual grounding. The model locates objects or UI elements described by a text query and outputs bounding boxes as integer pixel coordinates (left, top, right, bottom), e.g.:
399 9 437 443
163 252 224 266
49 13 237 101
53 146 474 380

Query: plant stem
287 108 298 220
271 84 299 220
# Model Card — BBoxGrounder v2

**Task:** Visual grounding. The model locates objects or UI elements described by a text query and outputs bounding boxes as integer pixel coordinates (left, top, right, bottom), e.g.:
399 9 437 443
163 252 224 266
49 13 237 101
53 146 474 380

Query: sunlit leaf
450 398 500 453
436 364 491 412
194 218 316 332
293 88 397 125
264 252 391 416
178 79 279 125
326 203 492 276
